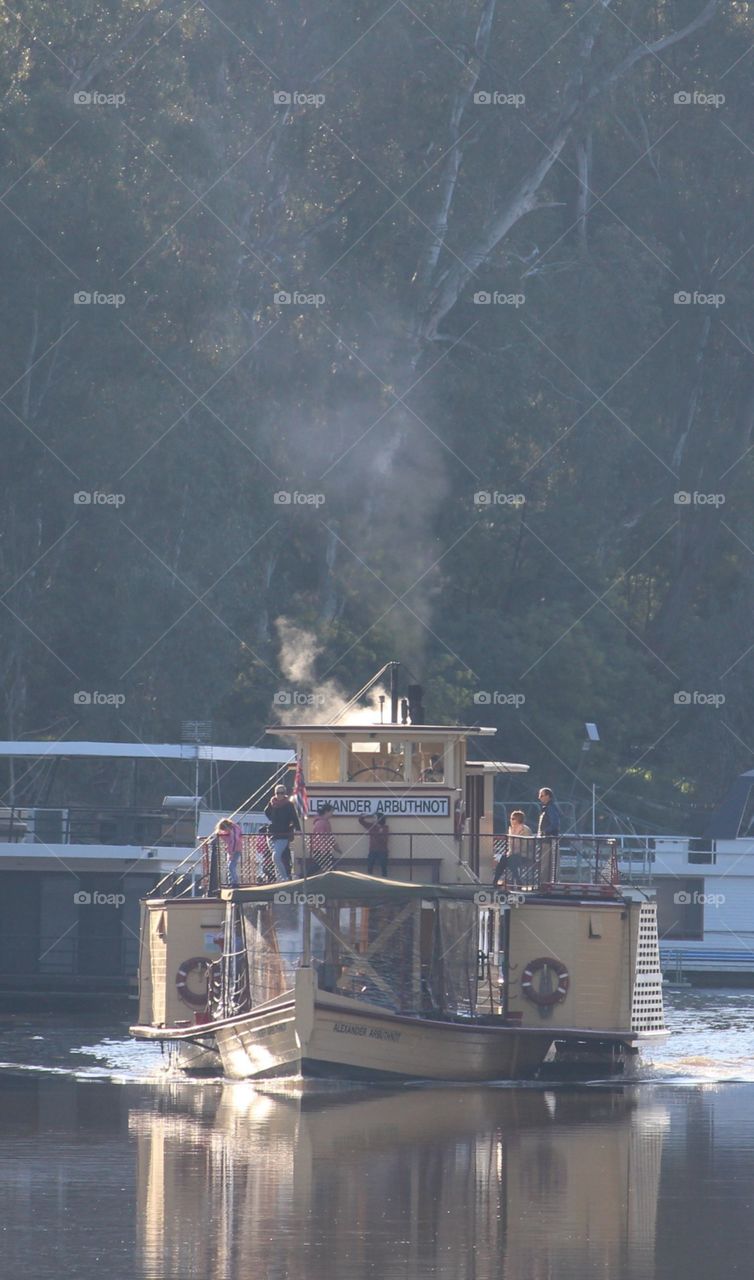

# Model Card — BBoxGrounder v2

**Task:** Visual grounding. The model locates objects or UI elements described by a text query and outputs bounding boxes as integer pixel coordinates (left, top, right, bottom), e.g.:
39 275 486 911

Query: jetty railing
0 930 139 979
0 804 197 848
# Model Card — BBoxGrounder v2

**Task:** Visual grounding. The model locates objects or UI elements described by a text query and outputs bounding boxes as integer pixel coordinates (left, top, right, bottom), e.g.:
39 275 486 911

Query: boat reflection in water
131 1083 669 1280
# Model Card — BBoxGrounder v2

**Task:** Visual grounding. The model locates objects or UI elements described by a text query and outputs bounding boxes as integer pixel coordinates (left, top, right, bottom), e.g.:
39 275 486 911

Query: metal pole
592 783 596 836
389 662 400 724
303 904 311 967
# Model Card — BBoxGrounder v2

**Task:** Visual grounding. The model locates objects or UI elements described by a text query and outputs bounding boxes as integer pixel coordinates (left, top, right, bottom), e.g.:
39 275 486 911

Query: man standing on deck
265 784 300 881
537 787 561 883
359 809 390 877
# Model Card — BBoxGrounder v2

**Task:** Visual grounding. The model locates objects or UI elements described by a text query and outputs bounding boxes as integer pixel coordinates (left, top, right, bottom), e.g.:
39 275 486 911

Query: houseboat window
411 741 447 784
738 785 754 836
654 878 704 941
347 740 406 782
307 738 342 783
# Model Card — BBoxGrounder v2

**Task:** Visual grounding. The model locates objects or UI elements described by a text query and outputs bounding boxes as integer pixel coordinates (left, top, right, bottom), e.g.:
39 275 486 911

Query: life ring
176 956 210 1009
521 957 569 1006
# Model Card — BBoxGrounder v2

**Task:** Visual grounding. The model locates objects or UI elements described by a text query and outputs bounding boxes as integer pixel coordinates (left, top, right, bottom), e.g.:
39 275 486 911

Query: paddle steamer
132 665 666 1080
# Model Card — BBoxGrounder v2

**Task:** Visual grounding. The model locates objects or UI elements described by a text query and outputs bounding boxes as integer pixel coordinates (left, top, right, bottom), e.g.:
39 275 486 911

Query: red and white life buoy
175 956 210 1009
520 956 570 1006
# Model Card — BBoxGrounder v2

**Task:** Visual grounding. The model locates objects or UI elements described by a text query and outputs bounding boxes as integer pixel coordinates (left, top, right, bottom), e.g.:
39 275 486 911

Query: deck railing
156 829 661 897
200 828 470 891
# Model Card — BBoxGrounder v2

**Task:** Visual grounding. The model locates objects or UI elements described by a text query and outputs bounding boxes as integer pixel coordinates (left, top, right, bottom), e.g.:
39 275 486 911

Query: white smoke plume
275 619 389 726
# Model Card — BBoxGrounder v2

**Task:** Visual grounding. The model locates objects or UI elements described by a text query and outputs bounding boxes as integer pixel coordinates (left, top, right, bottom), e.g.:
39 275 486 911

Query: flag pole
293 751 308 886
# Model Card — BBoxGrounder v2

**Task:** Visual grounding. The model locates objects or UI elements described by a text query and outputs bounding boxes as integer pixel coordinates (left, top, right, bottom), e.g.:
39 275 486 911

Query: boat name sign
309 796 450 817
333 1022 402 1042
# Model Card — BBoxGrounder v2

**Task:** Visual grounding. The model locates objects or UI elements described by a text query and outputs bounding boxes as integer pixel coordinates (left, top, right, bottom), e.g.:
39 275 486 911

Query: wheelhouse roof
266 724 497 737
223 869 484 904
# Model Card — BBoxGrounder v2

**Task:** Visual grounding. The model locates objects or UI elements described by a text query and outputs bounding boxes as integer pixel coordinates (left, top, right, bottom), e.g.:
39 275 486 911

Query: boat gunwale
133 987 661 1048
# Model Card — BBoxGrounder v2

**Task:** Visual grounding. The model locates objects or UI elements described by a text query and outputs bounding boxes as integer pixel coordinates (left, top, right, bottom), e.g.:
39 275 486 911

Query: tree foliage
1 0 751 829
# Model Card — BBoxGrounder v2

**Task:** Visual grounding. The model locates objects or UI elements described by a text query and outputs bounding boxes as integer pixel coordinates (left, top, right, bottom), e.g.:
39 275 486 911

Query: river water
1 988 754 1279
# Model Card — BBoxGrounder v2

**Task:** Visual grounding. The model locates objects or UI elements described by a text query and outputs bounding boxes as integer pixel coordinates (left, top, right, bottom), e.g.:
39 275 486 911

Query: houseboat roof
466 760 530 774
266 724 497 737
0 741 293 763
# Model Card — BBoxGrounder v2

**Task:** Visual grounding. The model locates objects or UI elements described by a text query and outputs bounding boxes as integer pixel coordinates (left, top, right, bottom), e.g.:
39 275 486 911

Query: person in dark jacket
537 788 561 837
264 784 301 881
358 810 390 877
537 787 561 882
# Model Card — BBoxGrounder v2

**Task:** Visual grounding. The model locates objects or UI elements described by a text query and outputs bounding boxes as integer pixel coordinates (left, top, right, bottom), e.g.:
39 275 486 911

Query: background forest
1 0 753 831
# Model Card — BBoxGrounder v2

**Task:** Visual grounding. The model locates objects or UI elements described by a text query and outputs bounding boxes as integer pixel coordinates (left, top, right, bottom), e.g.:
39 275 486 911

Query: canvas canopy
223 869 485 905
235 880 480 1018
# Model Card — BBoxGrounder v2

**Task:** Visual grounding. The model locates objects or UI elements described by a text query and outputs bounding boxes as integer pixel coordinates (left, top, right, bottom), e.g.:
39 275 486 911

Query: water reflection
9 1070 754 1279
130 1083 670 1280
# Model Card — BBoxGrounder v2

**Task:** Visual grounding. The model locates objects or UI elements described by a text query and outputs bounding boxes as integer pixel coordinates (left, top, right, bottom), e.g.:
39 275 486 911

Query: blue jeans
228 851 241 888
271 837 291 881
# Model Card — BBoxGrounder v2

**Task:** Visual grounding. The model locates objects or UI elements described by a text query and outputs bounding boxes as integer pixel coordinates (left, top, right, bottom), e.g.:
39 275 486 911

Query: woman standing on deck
309 802 341 872
213 817 244 888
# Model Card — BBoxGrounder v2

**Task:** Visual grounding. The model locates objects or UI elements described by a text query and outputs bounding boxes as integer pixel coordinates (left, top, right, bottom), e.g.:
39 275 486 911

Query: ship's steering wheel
347 766 404 781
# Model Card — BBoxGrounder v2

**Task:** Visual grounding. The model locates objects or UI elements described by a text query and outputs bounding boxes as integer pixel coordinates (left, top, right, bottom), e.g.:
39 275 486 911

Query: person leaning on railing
493 811 533 886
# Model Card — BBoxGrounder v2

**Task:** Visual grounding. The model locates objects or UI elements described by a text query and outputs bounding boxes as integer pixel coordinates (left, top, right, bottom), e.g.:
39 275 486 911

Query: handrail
150 761 293 897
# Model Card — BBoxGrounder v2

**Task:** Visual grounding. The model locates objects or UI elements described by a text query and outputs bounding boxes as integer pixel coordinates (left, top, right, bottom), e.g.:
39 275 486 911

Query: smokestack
389 662 400 724
407 684 425 725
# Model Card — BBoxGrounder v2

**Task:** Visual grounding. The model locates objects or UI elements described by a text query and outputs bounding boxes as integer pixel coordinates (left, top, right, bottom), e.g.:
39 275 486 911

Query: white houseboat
0 739 291 1001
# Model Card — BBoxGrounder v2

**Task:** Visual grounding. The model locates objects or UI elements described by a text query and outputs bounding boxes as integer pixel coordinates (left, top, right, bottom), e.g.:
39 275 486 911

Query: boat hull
167 1039 222 1074
213 969 553 1082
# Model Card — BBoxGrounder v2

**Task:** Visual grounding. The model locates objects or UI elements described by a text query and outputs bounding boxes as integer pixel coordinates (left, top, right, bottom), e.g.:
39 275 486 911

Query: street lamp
582 723 600 834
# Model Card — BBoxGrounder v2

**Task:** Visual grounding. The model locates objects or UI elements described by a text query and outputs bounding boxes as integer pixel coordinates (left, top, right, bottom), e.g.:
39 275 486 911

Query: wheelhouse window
411 741 448 784
307 737 342 783
347 740 407 782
